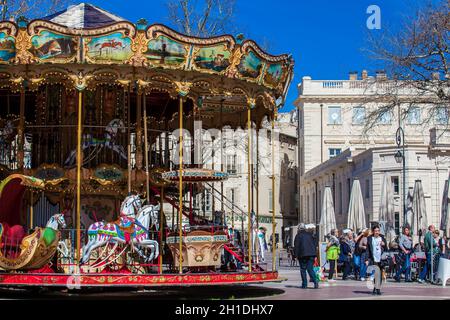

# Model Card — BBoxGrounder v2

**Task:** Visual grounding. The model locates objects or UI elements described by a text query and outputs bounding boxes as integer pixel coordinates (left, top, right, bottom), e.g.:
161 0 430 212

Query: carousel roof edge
0 18 294 63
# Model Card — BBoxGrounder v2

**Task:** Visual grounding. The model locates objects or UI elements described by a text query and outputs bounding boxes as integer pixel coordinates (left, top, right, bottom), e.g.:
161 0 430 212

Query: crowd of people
294 223 449 295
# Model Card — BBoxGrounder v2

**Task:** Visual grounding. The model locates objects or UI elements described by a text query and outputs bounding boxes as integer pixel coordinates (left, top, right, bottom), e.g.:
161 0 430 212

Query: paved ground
0 267 447 300
250 266 450 300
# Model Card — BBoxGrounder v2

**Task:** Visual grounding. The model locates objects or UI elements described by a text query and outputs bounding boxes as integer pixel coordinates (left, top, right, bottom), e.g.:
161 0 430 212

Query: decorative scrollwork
174 81 193 97
13 29 37 65
127 31 149 67
225 46 243 78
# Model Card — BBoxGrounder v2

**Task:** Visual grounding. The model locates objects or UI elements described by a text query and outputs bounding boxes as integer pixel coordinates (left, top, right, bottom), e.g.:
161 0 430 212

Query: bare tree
166 0 236 37
1 0 73 21
363 0 449 130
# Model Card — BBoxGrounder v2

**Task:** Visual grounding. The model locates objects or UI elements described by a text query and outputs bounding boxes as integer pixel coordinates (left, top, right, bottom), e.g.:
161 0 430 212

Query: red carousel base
0 271 279 288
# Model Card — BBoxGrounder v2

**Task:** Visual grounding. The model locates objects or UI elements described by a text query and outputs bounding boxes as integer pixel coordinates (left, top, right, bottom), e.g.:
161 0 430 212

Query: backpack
326 245 340 261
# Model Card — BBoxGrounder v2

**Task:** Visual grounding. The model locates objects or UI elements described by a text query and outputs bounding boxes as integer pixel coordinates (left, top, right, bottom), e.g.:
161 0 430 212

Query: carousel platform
0 271 279 288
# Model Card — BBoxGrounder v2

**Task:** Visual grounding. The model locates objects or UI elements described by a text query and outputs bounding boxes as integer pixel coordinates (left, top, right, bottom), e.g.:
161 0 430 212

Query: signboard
318 242 329 270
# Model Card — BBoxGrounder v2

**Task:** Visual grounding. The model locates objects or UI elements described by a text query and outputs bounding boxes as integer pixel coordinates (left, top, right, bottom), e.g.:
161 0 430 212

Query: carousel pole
143 92 150 203
18 83 25 171
247 102 253 272
136 83 143 170
76 90 84 268
255 127 260 264
178 95 184 274
29 191 33 229
271 108 277 272
127 84 132 194
159 186 164 274
220 102 224 225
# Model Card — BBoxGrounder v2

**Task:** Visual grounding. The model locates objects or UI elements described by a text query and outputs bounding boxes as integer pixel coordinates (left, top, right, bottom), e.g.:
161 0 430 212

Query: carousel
0 3 293 288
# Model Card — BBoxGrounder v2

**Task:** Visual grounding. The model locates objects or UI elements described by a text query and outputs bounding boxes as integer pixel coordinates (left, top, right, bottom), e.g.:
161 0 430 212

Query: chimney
361 70 368 80
375 70 387 80
432 72 440 80
349 71 358 81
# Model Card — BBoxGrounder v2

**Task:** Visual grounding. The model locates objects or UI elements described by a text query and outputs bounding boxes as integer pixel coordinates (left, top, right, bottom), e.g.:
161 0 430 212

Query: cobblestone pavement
250 266 450 300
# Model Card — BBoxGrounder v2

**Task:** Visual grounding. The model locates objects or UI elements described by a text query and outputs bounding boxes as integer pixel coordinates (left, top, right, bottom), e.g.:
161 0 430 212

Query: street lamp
396 127 407 226
394 150 403 164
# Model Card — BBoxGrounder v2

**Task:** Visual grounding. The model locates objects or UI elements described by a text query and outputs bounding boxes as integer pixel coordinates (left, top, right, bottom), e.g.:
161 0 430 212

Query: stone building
189 111 299 245
295 72 450 232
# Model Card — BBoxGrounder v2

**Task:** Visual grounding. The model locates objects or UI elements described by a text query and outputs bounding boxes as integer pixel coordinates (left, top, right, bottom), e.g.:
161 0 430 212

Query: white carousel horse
81 200 160 265
64 119 127 166
46 213 67 231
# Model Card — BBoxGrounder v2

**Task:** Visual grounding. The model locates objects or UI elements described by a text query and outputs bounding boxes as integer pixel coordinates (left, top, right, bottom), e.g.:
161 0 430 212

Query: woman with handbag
326 229 340 282
367 224 387 295
339 230 354 280
356 228 370 281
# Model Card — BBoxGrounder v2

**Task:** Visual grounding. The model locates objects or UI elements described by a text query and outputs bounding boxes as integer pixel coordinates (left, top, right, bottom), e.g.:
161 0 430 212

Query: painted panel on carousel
237 50 263 80
193 44 231 73
264 62 286 88
85 32 133 63
29 30 77 62
0 32 15 62
146 35 187 68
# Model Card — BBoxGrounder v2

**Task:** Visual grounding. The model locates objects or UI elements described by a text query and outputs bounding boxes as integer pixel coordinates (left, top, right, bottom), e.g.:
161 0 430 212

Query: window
407 107 421 125
329 148 342 159
394 212 400 234
365 179 370 199
205 190 212 212
378 110 392 124
226 155 237 175
269 189 273 212
339 182 343 215
391 176 399 195
328 106 342 125
435 107 449 125
352 106 366 125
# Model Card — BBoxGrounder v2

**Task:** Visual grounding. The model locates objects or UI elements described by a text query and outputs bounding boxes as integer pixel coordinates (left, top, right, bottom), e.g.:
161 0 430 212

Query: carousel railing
56 227 166 274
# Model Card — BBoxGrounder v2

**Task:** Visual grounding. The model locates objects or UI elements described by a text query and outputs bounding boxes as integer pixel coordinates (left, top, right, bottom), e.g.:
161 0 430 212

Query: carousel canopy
0 3 294 130
42 3 125 29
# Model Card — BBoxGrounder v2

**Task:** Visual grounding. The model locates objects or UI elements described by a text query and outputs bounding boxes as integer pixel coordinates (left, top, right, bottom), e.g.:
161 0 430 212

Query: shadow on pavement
0 285 285 300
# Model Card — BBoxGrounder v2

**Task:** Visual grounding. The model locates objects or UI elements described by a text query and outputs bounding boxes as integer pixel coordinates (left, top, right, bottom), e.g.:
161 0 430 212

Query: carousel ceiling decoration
162 168 229 183
0 3 294 103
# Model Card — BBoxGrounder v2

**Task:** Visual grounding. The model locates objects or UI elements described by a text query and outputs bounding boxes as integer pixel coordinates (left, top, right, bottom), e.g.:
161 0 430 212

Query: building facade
295 72 450 232
192 111 299 245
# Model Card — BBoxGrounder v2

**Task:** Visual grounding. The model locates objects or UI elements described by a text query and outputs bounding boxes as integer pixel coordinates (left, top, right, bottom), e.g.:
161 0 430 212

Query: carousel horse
81 195 160 264
64 119 127 166
0 213 66 250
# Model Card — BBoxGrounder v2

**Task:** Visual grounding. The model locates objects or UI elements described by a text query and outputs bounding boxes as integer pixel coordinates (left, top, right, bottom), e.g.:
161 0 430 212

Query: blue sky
86 0 428 111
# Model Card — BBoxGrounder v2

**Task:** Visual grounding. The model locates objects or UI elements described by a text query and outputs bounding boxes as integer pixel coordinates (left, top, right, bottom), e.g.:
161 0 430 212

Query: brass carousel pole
247 102 252 272
136 83 143 170
127 84 132 194
143 92 150 203
178 95 184 274
256 126 260 263
29 191 33 229
76 90 84 268
159 186 164 274
18 83 25 171
271 109 277 272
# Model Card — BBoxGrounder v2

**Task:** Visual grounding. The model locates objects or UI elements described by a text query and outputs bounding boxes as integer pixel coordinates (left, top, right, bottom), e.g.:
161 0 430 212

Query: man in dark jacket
294 224 319 289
